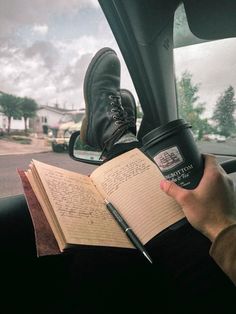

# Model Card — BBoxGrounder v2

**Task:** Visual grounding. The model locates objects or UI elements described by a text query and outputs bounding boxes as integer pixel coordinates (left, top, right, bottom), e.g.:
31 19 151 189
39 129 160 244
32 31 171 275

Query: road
198 139 236 156
1 141 236 198
0 152 97 198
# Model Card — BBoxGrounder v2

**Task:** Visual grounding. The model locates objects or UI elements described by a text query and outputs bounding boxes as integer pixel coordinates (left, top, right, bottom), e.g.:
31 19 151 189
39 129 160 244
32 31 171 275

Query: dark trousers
1 192 236 314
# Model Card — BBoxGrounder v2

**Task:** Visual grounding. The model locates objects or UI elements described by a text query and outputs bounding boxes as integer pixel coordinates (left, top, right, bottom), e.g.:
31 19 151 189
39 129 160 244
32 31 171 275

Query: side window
174 4 236 156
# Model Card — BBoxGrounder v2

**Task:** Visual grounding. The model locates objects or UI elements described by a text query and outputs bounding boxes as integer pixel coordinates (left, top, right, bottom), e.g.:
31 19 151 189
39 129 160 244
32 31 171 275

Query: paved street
1 138 236 199
198 138 236 156
0 151 97 198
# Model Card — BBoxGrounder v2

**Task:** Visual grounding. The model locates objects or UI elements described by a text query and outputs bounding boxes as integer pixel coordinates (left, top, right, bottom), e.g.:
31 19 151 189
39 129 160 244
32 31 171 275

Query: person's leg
76 47 236 313
80 47 140 160
69 47 168 313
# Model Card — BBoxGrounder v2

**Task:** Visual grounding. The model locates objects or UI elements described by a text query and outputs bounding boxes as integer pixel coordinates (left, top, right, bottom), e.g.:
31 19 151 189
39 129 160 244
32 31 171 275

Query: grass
0 134 32 144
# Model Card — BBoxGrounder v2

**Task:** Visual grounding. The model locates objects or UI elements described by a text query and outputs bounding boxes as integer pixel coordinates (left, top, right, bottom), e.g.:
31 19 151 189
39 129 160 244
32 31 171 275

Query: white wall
0 113 28 131
37 108 64 127
0 113 6 130
11 117 28 130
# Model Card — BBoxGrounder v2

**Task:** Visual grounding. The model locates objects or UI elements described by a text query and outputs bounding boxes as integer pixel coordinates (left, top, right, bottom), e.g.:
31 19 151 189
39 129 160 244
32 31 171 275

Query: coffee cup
141 119 204 189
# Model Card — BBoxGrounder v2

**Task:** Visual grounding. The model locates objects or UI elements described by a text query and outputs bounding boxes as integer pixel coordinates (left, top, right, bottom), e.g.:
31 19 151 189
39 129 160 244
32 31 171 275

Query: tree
0 93 22 133
176 71 211 139
19 97 38 134
212 86 236 137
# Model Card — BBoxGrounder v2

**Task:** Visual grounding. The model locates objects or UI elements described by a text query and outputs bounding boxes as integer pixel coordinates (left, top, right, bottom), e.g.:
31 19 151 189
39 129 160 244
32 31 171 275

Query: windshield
0 0 137 198
174 5 236 156
1 1 235 200
74 113 85 123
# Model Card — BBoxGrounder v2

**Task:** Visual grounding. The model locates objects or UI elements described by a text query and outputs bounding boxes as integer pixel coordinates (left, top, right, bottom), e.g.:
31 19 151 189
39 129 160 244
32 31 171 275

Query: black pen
104 199 153 264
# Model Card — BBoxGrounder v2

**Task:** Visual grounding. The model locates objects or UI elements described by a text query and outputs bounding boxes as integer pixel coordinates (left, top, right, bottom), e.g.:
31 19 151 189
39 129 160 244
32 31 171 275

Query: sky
0 0 236 118
0 0 135 110
174 38 236 118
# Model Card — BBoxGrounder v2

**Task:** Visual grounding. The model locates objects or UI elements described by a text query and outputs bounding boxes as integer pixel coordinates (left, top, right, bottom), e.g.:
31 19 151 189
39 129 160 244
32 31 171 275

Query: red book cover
17 169 60 256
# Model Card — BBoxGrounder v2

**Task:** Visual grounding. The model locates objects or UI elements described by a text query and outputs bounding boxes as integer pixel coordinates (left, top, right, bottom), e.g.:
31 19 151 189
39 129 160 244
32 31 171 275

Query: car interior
1 1 236 313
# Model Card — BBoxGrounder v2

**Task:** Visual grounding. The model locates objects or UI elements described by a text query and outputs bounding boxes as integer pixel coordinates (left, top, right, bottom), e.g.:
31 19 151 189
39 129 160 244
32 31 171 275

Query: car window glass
0 0 138 198
174 4 236 156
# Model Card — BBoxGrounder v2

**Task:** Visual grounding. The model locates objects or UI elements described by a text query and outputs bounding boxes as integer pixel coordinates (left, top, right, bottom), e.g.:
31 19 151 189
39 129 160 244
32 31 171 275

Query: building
0 97 83 134
32 105 82 135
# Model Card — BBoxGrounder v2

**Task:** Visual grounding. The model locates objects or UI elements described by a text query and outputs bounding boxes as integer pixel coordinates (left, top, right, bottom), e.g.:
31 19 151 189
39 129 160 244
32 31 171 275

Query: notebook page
91 149 184 244
31 160 132 248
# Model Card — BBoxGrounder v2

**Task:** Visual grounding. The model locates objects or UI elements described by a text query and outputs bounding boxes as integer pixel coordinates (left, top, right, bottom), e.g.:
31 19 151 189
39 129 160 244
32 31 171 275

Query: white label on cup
154 146 184 172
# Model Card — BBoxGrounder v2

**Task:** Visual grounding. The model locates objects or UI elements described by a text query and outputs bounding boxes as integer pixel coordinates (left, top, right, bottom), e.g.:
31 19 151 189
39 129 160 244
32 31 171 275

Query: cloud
174 38 236 117
32 24 48 35
24 40 59 69
0 35 138 110
0 45 48 97
62 52 93 90
0 0 139 110
0 34 106 108
0 0 99 37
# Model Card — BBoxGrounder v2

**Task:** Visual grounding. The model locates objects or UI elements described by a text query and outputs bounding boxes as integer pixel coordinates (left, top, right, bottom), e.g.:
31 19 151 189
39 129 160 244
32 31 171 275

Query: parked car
203 134 226 142
216 135 226 142
47 111 84 152
203 134 216 141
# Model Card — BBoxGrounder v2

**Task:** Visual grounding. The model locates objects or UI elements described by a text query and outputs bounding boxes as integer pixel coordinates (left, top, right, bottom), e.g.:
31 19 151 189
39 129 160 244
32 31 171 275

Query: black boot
120 88 137 136
80 47 136 157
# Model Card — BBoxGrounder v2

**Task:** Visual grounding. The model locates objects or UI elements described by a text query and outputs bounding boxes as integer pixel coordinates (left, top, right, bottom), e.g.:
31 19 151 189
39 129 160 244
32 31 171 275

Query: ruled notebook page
28 160 132 249
91 149 184 244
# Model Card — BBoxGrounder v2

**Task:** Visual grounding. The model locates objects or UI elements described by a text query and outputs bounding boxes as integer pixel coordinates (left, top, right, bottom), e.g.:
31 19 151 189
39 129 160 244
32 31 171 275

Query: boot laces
100 94 132 158
109 95 129 126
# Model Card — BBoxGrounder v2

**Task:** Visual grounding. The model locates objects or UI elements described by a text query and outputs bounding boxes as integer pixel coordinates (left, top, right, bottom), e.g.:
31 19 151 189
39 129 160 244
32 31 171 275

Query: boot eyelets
108 95 113 100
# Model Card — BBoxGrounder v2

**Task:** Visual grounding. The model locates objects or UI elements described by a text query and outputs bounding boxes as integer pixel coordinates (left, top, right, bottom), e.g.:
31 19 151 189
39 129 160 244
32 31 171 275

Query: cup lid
142 118 191 147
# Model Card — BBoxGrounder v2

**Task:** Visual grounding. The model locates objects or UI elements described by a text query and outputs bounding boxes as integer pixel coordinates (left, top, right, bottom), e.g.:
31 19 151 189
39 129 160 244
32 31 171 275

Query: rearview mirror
68 131 103 165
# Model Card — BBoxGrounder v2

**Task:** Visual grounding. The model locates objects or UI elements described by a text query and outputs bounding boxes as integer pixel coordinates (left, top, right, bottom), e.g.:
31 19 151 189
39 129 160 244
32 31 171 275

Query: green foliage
0 93 22 133
0 93 21 118
0 92 38 134
212 86 236 137
19 97 38 119
19 97 38 134
11 135 32 144
176 71 211 140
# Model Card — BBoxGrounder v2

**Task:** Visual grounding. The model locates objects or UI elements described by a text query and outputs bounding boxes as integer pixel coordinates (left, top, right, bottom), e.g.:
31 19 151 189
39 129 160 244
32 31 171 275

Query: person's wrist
204 219 236 242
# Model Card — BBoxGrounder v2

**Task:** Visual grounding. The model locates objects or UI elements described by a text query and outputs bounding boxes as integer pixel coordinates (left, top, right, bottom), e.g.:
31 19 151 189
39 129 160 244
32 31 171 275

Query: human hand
160 155 236 241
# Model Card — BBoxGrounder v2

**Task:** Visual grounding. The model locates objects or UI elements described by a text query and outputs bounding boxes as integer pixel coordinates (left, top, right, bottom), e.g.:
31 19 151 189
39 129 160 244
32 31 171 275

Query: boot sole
83 47 117 146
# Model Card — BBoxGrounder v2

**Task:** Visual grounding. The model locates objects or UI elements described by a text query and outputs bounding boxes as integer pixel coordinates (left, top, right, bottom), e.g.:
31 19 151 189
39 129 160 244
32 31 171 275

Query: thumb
160 179 184 200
